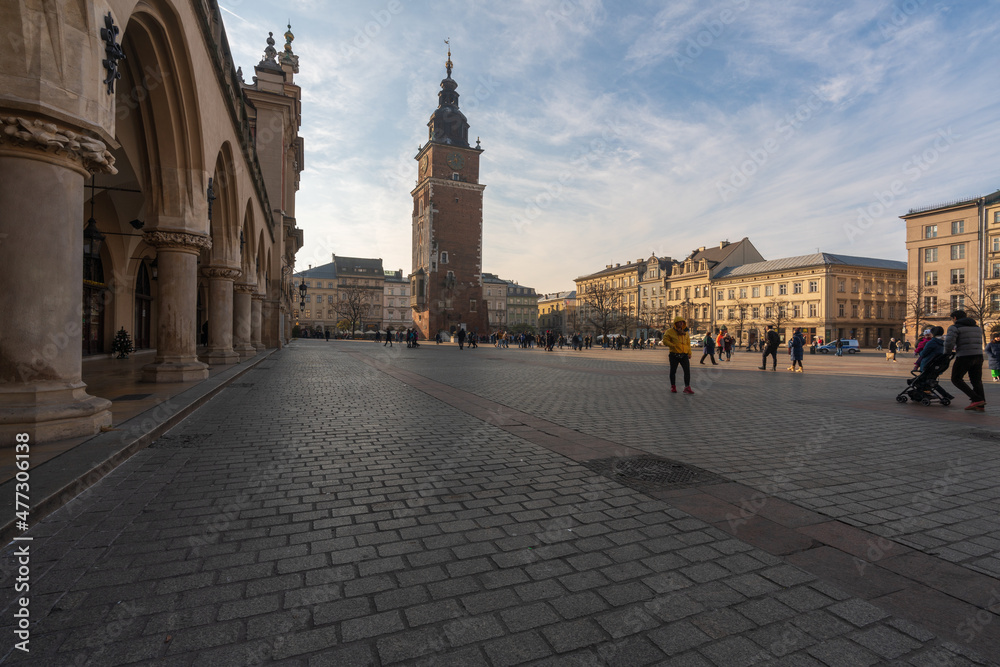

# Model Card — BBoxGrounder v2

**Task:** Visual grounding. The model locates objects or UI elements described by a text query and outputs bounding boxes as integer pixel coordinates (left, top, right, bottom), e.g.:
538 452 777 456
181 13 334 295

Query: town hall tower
410 46 488 340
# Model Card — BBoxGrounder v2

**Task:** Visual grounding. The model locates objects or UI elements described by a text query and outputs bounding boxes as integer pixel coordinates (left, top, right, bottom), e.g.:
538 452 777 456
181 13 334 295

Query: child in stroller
897 326 954 406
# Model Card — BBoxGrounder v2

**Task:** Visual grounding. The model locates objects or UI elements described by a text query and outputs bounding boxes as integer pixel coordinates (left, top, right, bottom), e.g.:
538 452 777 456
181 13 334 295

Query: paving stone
541 618 607 653
483 631 553 666
340 610 405 642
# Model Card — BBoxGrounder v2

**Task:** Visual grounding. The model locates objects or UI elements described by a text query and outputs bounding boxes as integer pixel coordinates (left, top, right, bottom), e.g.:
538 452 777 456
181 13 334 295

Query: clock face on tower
446 152 465 170
419 155 429 175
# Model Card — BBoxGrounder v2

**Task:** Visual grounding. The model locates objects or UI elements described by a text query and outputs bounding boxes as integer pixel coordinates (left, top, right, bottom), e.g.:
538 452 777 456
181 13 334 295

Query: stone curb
0 349 278 546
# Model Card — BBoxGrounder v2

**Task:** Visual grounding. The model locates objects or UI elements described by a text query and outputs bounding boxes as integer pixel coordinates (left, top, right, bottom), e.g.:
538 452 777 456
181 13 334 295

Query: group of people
912 310 999 411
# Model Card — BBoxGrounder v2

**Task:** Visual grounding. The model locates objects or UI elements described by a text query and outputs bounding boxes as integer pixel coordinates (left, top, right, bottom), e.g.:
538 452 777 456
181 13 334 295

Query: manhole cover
582 455 721 492
612 458 701 484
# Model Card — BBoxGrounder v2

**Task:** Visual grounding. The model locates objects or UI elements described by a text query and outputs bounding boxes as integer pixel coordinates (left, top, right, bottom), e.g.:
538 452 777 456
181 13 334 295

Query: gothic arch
207 143 240 267
119 2 207 230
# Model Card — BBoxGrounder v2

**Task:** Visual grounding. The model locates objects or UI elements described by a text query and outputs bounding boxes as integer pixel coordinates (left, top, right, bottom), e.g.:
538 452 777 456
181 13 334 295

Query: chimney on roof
615 263 620 267
719 241 729 249
606 264 612 269
698 247 705 252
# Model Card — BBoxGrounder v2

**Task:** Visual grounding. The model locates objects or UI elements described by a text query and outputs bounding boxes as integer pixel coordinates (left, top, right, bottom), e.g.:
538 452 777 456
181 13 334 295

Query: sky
219 0 1000 293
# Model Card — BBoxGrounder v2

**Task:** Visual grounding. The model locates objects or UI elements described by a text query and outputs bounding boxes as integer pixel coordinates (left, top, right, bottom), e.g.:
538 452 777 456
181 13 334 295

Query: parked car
689 334 705 347
817 339 860 354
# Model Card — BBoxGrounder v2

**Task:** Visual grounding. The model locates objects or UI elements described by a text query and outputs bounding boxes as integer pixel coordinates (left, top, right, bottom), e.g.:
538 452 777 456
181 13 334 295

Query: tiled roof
333 255 384 276
294 261 337 279
714 253 906 279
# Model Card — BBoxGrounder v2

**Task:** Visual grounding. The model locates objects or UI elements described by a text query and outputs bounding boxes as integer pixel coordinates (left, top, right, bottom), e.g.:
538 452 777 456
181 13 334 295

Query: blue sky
220 0 1000 292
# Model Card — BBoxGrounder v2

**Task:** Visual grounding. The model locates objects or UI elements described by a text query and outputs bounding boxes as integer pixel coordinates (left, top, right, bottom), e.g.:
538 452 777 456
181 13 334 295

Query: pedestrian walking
699 334 717 365
876 337 883 351
986 333 1000 382
324 330 330 341
886 338 897 362
375 330 381 343
384 329 392 347
457 328 466 350
758 325 780 370
835 338 843 357
944 310 986 410
664 316 694 394
788 328 804 372
723 333 734 361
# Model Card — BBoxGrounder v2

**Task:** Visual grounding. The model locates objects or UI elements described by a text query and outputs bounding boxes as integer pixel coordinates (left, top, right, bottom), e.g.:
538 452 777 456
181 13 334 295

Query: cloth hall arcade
0 1 305 444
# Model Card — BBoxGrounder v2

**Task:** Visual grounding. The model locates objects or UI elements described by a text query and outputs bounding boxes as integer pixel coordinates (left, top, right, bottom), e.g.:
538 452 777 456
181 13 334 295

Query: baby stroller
896 352 955 406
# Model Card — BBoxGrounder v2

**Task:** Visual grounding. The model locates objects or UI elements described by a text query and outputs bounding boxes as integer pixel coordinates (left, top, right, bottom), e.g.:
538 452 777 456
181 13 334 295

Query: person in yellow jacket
663 316 694 394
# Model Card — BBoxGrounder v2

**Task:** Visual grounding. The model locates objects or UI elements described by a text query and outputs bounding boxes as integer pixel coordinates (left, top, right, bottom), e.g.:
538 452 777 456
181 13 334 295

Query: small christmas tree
112 327 134 359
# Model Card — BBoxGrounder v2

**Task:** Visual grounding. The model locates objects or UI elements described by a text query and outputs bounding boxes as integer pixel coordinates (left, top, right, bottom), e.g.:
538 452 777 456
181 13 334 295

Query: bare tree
580 282 623 340
949 282 1000 344
764 297 793 337
336 283 374 336
729 298 750 342
904 280 930 345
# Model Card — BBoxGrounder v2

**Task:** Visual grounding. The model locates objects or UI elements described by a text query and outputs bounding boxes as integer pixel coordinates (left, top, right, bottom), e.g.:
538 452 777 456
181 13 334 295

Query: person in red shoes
664 316 694 394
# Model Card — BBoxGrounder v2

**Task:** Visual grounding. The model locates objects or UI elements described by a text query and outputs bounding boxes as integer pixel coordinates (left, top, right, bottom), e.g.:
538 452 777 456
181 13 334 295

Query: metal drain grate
112 393 153 402
582 455 721 492
965 430 1000 443
150 433 212 449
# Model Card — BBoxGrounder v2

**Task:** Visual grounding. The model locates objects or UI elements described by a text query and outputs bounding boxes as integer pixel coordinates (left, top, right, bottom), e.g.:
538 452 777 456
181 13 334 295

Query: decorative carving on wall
202 267 242 281
143 231 212 252
100 12 125 95
234 283 258 295
0 116 117 173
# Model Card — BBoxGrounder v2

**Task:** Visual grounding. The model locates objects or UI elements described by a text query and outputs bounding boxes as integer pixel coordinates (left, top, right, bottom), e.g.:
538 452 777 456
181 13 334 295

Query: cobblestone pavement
2 340 999 665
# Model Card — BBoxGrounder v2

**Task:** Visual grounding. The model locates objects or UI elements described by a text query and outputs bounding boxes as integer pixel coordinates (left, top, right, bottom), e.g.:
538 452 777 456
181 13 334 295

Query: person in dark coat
759 325 780 370
457 328 466 350
700 334 717 365
787 328 805 372
944 310 985 410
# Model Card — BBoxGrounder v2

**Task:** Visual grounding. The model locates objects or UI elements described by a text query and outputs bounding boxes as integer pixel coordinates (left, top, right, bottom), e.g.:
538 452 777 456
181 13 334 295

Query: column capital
234 282 257 295
203 266 242 281
144 230 212 253
0 115 117 175
252 292 266 302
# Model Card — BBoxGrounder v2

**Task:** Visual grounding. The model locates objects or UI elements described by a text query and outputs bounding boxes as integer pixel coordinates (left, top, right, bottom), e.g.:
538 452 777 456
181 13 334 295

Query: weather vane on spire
445 38 452 77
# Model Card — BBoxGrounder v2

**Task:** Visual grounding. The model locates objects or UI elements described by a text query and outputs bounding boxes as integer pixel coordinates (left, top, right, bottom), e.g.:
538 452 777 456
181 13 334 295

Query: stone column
0 115 116 443
251 293 265 351
233 283 256 360
141 231 211 383
201 267 241 365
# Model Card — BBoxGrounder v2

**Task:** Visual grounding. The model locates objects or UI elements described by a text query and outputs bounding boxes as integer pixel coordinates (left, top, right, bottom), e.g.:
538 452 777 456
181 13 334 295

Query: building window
924 271 937 286
852 280 860 293
992 237 1000 252
717 290 724 300
440 251 449 264
838 303 845 317
728 289 736 299
694 286 700 297
728 308 734 319
765 306 773 318
808 281 818 293
739 288 747 298
792 283 802 294
950 295 964 311
950 244 965 260
752 306 760 318
951 268 965 285
993 262 1000 279
716 308 723 319
877 304 884 318
765 285 773 296
925 225 937 238
952 220 965 234
924 247 938 263
751 286 760 298
792 304 801 318
852 304 858 317
837 280 845 293
779 284 787 295
304 310 311 318
684 287 690 299
809 304 817 317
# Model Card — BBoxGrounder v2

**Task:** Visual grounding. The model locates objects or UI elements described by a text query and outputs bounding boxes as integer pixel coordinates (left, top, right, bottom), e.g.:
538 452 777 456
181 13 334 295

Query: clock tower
410 46 488 341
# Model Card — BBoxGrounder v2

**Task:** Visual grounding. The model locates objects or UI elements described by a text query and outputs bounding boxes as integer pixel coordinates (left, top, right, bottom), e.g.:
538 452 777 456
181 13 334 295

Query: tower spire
445 38 453 78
